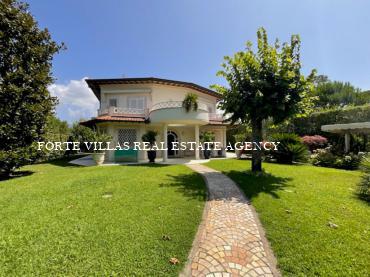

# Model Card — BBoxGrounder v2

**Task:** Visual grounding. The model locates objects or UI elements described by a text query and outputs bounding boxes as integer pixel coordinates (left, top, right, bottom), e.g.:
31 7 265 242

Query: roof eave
85 77 222 99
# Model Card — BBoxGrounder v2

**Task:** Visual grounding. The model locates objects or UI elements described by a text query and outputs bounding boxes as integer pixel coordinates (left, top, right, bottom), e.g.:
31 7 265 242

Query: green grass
0 158 206 276
207 159 369 277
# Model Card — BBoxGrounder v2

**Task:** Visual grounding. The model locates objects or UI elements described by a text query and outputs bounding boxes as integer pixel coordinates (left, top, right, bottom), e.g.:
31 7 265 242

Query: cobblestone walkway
182 164 279 277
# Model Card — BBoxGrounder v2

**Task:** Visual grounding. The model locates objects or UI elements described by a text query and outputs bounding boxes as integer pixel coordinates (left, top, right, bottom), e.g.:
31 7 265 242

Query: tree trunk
251 118 263 172
363 134 368 151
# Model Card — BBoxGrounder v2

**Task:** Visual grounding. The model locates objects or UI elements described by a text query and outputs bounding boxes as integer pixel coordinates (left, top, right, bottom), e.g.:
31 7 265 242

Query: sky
26 0 370 123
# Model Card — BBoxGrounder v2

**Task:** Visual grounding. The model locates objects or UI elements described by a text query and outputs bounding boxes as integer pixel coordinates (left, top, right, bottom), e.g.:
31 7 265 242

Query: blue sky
27 0 370 123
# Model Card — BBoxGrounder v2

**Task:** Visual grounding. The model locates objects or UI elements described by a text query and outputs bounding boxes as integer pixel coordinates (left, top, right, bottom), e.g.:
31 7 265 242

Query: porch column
223 127 227 157
163 124 168 162
195 124 200 160
344 132 350 153
223 127 227 147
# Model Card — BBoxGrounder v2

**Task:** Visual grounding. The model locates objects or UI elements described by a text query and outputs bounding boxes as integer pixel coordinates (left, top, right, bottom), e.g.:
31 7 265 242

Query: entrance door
167 131 178 157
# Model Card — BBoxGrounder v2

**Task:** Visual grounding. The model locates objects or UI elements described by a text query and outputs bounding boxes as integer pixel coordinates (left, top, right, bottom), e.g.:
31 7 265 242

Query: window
109 98 117 107
127 96 145 109
118 129 137 148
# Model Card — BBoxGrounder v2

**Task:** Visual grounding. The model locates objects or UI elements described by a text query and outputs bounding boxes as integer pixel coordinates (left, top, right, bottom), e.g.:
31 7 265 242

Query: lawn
207 159 369 277
0 158 206 276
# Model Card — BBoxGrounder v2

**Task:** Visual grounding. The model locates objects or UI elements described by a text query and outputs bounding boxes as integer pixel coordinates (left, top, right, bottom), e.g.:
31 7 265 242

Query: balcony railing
98 107 148 117
209 113 224 122
150 101 208 112
97 102 225 122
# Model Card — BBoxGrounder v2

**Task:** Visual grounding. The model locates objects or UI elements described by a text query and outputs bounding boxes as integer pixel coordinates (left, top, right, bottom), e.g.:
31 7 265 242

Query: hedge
292 104 370 136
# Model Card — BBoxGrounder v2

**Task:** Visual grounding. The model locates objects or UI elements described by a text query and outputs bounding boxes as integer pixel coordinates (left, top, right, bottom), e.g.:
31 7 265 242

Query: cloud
48 78 99 123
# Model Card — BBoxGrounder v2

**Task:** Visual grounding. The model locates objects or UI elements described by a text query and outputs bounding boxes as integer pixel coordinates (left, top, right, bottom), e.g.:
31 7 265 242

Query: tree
68 123 95 153
42 115 70 159
313 78 370 108
0 0 63 176
45 115 70 142
213 27 315 172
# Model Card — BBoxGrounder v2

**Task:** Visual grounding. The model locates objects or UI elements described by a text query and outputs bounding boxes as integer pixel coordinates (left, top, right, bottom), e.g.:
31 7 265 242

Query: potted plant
92 131 112 165
142 130 158 163
200 131 215 159
182 93 198 112
234 133 246 159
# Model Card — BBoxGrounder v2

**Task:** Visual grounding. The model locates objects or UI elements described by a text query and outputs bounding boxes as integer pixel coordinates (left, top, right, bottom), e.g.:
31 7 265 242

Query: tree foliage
68 123 96 153
0 0 63 175
213 27 315 171
313 76 370 108
45 115 70 142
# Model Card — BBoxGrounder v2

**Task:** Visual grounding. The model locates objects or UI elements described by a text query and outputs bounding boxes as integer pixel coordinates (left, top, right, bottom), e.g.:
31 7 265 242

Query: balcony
98 106 148 118
97 102 225 124
208 113 224 122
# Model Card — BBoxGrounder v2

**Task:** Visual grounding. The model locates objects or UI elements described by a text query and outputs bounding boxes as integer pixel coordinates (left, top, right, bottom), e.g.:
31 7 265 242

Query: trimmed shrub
358 154 370 202
302 135 328 151
270 133 308 164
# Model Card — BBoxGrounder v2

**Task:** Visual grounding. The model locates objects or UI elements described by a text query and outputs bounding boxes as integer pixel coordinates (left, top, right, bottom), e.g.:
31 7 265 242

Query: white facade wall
99 83 217 112
95 83 226 162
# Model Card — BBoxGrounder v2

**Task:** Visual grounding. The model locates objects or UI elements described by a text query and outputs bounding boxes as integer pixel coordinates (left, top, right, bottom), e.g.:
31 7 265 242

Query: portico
162 123 225 162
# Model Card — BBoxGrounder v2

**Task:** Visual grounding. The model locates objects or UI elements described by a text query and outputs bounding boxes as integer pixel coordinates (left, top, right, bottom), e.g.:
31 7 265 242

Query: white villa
81 77 229 162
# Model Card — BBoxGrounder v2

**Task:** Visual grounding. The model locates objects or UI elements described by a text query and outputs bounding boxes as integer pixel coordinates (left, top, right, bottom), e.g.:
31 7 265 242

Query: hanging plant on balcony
182 93 198 112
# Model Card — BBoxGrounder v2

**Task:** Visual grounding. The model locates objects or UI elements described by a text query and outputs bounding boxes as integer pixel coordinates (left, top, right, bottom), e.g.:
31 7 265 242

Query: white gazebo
321 122 370 152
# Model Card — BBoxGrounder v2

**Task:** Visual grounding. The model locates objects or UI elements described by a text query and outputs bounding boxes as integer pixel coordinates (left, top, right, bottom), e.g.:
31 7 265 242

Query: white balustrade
97 102 225 122
98 107 146 117
209 113 224 121
150 101 209 112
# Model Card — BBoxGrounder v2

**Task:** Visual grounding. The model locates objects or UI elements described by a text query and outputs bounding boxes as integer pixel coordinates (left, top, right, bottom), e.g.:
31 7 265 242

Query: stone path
182 164 279 277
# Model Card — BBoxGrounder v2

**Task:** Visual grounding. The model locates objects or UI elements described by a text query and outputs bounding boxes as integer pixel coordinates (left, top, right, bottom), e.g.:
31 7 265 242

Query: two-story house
81 77 228 162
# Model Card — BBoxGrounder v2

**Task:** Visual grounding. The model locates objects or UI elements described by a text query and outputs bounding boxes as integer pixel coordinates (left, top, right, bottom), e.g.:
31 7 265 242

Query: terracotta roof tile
80 115 145 126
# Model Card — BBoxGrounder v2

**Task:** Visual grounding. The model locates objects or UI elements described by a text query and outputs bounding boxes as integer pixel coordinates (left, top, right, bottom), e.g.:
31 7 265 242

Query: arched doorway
167 131 178 157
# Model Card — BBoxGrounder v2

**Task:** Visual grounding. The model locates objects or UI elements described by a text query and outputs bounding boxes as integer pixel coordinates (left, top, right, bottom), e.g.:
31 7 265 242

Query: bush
310 146 362 170
68 124 96 153
302 135 328 151
310 147 336 167
41 116 70 161
271 133 302 145
333 154 362 170
92 131 112 153
358 154 370 202
270 133 308 164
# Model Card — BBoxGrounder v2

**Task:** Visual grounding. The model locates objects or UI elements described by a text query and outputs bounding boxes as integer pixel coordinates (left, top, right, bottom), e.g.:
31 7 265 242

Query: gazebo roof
321 121 370 134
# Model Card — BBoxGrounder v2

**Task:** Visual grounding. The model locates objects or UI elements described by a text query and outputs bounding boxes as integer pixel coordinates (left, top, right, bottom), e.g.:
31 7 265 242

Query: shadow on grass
224 170 292 200
43 155 86 167
356 193 370 206
1 155 84 181
126 163 170 168
159 172 207 201
0 170 34 181
356 177 370 205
